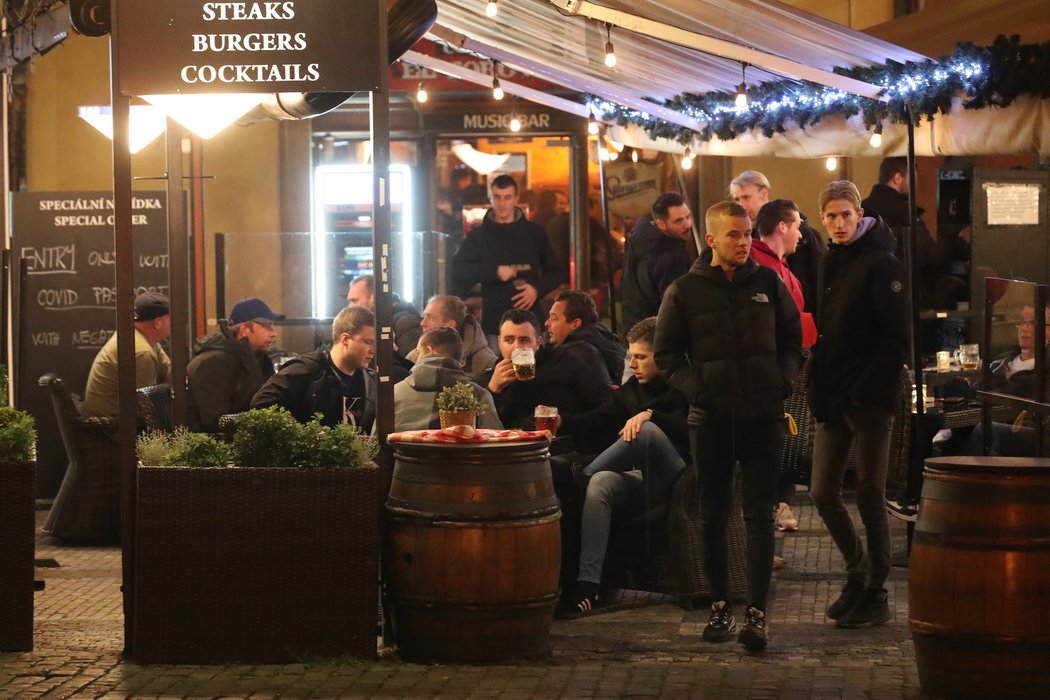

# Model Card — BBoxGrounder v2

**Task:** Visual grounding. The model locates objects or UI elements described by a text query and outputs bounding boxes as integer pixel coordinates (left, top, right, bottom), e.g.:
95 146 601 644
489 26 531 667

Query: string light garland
587 35 1050 146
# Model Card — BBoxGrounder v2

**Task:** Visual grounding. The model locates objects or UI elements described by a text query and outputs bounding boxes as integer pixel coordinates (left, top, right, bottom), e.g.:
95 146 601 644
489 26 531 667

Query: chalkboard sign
12 192 170 498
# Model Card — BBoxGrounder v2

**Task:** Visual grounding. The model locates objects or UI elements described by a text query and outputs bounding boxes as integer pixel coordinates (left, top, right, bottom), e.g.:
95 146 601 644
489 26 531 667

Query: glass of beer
955 343 981 371
511 347 536 381
535 405 559 435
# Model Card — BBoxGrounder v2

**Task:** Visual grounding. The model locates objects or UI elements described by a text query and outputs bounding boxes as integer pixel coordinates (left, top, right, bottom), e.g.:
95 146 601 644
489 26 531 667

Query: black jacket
481 341 613 430
391 296 423 355
452 208 566 335
186 330 274 432
251 349 377 431
786 215 828 315
621 217 690 333
807 214 909 421
560 375 689 458
654 251 802 423
565 322 625 383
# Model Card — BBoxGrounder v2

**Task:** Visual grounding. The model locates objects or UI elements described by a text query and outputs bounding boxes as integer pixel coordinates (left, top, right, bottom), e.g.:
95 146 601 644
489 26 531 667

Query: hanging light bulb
587 112 599 136
604 23 617 68
631 147 639 163
825 156 838 171
735 63 749 109
869 122 883 148
510 112 521 132
681 147 693 170
492 77 504 101
415 81 428 103
485 0 498 18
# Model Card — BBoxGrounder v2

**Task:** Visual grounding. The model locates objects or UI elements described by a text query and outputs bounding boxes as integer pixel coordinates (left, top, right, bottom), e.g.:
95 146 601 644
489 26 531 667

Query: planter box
0 460 35 652
132 464 378 663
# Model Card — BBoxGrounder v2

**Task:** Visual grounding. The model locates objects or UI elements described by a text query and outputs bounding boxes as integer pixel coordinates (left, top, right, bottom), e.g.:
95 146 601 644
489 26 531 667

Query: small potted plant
0 401 37 651
436 382 487 429
133 407 380 663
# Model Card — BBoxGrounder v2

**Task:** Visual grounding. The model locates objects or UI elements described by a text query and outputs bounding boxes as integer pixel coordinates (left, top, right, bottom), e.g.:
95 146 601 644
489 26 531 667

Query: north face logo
751 293 769 303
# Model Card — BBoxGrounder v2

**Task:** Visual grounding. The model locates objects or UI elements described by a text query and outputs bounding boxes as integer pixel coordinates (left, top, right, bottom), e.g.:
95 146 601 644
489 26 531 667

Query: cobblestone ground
1 496 926 699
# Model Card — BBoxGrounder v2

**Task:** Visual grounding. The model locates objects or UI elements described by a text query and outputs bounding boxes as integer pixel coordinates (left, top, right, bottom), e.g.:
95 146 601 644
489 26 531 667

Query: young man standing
655 201 801 651
808 180 908 629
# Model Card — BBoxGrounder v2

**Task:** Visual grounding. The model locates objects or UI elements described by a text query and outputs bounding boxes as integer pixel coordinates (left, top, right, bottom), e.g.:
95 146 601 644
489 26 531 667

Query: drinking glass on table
955 344 981 370
535 405 559 435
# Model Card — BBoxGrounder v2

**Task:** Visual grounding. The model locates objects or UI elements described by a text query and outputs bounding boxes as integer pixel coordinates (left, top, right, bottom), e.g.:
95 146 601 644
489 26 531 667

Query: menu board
12 192 170 497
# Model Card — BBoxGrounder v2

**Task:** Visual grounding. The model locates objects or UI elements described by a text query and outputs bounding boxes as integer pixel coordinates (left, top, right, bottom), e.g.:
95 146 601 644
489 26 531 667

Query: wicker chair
780 357 814 486
38 373 121 545
136 384 173 433
600 464 748 605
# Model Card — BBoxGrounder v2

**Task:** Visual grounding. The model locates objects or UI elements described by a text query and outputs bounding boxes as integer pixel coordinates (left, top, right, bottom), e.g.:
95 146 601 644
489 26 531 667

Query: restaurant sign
114 0 381 96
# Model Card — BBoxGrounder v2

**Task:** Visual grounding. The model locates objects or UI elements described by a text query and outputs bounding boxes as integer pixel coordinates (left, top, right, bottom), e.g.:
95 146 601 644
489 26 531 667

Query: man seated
393 327 502 432
82 292 172 418
554 317 690 617
547 289 625 383
482 308 613 430
347 274 422 355
406 294 497 382
251 305 376 431
186 297 284 432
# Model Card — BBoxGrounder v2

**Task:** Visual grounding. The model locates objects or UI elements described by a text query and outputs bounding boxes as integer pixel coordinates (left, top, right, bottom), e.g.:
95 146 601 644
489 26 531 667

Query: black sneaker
737 606 768 651
826 576 866 620
835 587 891 629
556 581 599 620
886 498 919 522
702 600 736 642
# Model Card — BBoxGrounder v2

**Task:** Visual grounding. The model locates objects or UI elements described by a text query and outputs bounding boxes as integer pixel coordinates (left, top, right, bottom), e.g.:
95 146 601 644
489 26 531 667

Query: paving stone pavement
1 496 929 699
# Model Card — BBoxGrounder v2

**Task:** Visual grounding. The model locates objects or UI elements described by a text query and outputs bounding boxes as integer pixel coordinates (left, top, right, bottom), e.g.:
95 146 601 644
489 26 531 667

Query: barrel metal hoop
914 527 1050 545
386 510 561 525
922 477 1050 505
910 622 1050 648
391 458 553 484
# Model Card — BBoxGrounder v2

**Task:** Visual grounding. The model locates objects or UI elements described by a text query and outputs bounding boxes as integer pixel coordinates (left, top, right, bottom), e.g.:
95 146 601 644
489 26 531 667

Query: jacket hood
830 213 895 253
689 247 760 283
565 321 624 381
408 355 466 392
627 217 679 257
481 206 526 227
460 313 488 355
193 329 250 357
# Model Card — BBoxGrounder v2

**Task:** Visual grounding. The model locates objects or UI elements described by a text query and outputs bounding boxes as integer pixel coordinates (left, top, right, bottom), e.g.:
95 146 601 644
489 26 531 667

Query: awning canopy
422 0 1049 157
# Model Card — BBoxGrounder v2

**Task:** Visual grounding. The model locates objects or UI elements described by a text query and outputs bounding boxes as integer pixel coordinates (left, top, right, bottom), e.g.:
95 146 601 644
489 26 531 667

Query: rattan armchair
38 373 120 545
136 383 173 433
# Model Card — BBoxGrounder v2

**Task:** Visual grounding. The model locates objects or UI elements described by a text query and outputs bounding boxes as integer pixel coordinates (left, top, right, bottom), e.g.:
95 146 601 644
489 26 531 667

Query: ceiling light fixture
681 146 693 170
869 122 883 148
485 0 498 18
604 23 617 68
416 81 428 103
587 111 599 135
735 63 749 109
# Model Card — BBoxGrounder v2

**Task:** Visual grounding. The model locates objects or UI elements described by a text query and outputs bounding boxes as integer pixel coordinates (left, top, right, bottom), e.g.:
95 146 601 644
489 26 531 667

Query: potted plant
436 382 487 429
0 402 37 651
132 407 380 663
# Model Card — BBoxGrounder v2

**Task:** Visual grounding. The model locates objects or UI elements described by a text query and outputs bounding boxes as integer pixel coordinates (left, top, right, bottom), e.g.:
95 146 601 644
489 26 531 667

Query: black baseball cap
229 297 285 325
134 292 170 322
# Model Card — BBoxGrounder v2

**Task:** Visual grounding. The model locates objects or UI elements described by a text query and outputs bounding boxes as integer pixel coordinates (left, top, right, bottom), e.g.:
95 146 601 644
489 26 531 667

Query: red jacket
750 239 817 348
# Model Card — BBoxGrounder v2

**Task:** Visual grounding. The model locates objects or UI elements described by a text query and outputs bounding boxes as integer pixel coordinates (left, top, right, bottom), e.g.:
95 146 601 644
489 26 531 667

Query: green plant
435 382 486 415
136 427 230 467
0 405 36 461
231 406 377 469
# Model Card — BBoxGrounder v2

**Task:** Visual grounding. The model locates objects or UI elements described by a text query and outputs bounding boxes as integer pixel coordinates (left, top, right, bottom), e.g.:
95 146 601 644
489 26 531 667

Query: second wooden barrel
386 439 561 663
909 456 1050 699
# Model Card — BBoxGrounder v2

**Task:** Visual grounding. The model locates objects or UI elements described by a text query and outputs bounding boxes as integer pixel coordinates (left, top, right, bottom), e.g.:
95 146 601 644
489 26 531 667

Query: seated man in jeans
554 317 690 617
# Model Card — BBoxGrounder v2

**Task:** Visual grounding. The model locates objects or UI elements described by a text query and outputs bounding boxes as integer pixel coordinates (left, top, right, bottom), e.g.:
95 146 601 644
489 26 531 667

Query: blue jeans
577 422 687 584
692 415 782 611
810 404 893 589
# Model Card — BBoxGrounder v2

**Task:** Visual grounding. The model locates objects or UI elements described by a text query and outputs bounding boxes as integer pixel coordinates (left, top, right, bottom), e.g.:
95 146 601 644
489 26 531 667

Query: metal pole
906 116 926 504
596 144 615 334
109 5 138 653
570 131 589 290
166 119 189 427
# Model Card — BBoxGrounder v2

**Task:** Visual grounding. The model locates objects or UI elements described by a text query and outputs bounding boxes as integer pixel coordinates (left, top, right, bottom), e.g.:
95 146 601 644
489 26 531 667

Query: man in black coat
620 191 693 334
452 174 566 346
545 289 625 383
808 180 908 631
187 297 283 432
655 200 801 652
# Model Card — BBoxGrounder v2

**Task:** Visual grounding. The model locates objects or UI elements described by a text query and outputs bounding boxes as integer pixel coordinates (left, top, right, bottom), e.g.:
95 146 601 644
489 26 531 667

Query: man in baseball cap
186 297 284 431
82 291 173 418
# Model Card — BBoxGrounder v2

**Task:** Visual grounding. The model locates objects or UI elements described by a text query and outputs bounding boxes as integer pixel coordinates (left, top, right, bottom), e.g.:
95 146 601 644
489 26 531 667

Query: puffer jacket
186 329 273 432
564 321 625 384
621 217 691 333
654 250 802 423
807 214 908 421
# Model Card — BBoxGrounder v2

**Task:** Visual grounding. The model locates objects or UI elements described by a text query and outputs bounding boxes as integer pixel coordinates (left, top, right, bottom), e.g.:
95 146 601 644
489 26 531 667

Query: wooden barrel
386 439 561 663
909 456 1050 699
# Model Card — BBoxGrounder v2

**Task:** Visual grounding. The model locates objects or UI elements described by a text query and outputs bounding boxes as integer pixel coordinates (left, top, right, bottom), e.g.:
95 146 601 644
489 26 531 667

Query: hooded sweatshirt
621 217 691 333
404 313 497 383
750 238 818 348
452 207 566 335
393 355 502 432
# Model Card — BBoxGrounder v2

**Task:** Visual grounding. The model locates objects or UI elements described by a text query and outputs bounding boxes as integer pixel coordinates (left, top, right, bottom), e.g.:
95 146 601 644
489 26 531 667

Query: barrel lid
925 455 1050 475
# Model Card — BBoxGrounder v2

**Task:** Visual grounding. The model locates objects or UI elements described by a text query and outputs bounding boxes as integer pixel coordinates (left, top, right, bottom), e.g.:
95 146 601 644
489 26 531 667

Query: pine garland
592 35 1050 145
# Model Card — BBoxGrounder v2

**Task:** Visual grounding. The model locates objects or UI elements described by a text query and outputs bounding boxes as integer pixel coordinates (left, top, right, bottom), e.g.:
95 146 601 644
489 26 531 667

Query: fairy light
415 81 428 103
604 23 617 68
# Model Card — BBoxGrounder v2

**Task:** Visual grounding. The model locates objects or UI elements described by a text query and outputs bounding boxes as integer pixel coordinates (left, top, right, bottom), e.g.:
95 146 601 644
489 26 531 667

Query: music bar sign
115 0 381 96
